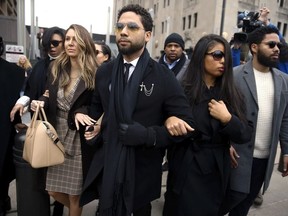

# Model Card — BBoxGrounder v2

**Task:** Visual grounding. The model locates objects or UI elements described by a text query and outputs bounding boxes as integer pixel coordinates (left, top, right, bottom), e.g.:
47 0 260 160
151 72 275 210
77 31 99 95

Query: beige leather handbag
23 104 65 168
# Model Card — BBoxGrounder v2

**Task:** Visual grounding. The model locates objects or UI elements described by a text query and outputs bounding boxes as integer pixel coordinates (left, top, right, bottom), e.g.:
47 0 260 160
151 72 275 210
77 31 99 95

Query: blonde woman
31 24 98 216
17 55 32 95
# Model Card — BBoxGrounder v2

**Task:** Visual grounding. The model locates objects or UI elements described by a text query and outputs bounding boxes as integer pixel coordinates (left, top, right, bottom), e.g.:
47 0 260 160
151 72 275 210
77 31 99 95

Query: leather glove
119 122 156 147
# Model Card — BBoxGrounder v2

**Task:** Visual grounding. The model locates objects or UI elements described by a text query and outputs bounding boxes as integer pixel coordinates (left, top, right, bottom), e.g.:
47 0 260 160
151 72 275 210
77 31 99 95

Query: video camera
233 11 265 43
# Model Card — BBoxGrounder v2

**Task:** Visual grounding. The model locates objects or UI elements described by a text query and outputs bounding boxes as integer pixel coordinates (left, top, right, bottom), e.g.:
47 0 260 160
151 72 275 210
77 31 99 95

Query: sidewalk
7 162 288 216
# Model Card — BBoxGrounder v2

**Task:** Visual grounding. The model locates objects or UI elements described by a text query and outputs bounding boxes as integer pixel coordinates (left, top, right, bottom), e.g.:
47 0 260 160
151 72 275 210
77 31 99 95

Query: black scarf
100 49 151 216
159 53 187 76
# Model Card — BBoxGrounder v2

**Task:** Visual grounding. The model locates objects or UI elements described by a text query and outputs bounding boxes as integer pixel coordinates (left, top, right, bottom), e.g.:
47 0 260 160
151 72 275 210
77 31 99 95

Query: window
167 0 170 6
162 21 164 33
277 21 282 31
280 0 284 7
194 13 198 28
188 15 192 29
164 0 166 8
183 17 186 30
283 23 287 37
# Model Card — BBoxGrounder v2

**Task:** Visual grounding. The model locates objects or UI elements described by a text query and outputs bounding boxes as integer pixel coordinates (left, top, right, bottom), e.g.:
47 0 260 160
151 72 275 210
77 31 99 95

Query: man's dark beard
117 41 144 55
257 49 278 68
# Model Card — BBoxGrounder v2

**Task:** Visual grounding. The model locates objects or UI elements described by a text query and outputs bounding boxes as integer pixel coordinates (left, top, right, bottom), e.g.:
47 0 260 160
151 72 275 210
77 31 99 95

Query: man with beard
80 4 195 216
221 26 288 216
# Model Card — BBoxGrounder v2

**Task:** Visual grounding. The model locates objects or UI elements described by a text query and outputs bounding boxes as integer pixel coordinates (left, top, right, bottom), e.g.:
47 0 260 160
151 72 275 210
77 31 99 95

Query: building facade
0 0 18 45
113 0 288 58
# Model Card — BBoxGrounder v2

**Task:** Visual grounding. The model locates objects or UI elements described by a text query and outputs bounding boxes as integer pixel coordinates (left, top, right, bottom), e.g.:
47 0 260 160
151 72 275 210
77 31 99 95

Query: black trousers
133 203 152 216
228 158 268 216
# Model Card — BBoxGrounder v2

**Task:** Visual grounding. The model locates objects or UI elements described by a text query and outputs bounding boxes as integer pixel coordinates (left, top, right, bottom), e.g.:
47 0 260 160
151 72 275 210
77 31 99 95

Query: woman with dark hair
163 34 253 216
94 40 112 66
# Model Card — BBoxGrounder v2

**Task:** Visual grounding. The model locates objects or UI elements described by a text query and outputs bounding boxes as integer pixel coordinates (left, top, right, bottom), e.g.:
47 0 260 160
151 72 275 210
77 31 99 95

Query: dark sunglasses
95 50 103 55
50 40 62 47
115 22 145 32
262 41 283 49
205 50 225 61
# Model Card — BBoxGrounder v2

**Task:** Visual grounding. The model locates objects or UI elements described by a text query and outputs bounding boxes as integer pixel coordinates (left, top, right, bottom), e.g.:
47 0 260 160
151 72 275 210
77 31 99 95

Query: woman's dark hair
182 34 247 121
41 26 65 54
117 4 153 32
94 40 112 62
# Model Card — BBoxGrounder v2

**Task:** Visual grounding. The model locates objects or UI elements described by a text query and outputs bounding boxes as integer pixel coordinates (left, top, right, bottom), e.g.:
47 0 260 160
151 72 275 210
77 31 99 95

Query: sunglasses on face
115 22 145 32
205 50 225 61
50 40 62 47
262 41 283 49
95 50 103 55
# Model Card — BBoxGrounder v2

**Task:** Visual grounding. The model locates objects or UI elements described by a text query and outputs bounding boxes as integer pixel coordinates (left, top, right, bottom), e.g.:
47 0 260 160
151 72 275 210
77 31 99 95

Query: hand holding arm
165 116 194 136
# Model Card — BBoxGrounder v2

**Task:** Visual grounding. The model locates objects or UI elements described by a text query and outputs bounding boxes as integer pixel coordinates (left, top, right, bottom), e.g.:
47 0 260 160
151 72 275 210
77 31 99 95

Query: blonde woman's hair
17 55 32 70
51 24 98 90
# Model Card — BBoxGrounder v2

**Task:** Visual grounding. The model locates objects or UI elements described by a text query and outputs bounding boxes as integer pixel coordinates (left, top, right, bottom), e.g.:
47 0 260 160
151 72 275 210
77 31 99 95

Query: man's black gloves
119 122 156 147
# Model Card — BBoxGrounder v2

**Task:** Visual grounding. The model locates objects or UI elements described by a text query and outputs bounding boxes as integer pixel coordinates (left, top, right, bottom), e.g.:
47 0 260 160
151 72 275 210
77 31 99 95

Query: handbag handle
30 103 41 129
30 104 48 128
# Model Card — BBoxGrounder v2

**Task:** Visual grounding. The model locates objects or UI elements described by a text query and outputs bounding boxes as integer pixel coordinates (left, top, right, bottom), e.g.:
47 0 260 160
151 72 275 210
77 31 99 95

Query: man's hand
10 103 25 122
258 7 270 26
230 146 240 168
165 116 194 136
119 122 155 147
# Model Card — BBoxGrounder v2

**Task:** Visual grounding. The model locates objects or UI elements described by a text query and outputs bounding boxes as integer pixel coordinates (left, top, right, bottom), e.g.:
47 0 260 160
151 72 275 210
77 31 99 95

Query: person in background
80 4 196 216
94 40 112 65
0 36 25 216
30 24 98 216
222 26 288 216
158 32 190 81
158 32 190 171
17 55 32 96
162 34 253 216
10 27 65 216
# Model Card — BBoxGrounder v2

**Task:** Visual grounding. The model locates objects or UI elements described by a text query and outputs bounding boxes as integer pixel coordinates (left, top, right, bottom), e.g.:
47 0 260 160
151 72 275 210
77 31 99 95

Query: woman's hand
30 100 45 112
165 116 194 136
74 113 96 130
208 99 232 125
230 146 240 168
84 124 101 140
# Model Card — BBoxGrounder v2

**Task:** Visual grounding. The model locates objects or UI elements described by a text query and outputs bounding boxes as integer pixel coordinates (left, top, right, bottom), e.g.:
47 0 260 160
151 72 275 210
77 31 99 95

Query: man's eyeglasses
95 50 103 55
50 40 62 47
262 41 283 49
115 22 145 32
205 50 225 61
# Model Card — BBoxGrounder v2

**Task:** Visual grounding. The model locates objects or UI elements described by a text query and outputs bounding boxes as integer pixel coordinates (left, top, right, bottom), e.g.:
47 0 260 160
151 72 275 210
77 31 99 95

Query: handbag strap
42 121 65 155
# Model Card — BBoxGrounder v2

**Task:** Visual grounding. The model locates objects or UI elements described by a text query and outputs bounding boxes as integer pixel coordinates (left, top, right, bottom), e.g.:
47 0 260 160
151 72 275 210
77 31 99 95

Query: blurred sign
5 44 24 63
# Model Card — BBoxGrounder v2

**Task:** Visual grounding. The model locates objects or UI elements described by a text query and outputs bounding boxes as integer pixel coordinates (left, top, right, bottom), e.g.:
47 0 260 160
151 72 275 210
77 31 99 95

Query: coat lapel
243 61 258 107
